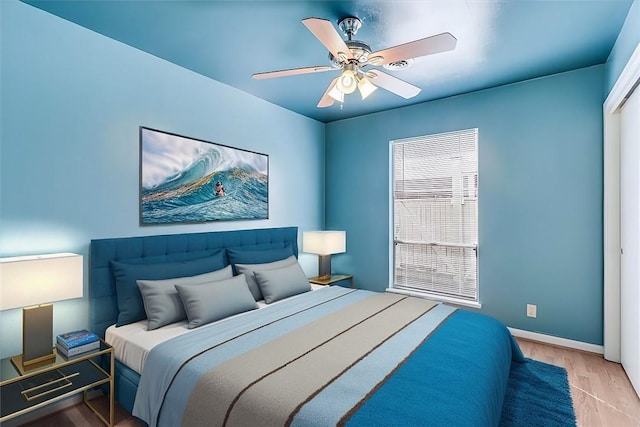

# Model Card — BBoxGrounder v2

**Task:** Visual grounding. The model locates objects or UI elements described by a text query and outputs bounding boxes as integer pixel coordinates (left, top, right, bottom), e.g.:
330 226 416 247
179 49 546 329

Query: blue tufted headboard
89 226 298 338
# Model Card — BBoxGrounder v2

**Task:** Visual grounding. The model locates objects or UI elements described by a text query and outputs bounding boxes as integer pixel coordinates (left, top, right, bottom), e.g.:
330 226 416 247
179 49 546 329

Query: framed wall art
139 127 268 225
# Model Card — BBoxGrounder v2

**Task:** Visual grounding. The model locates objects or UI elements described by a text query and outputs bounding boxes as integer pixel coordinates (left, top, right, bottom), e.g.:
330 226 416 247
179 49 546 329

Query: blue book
56 341 100 357
56 329 99 349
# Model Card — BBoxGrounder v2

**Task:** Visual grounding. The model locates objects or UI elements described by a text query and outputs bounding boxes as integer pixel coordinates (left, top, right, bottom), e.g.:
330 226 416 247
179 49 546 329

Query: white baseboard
509 327 604 354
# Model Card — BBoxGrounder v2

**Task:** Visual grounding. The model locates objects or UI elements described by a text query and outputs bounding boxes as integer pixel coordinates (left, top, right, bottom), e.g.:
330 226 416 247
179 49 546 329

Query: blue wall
326 66 605 345
605 0 640 94
0 0 325 358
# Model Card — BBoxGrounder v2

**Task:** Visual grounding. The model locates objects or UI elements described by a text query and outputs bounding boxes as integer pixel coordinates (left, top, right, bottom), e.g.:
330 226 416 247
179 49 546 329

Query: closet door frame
603 43 640 363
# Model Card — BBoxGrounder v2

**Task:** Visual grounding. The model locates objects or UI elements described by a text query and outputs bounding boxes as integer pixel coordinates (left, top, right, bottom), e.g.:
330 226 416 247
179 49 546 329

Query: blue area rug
500 358 576 426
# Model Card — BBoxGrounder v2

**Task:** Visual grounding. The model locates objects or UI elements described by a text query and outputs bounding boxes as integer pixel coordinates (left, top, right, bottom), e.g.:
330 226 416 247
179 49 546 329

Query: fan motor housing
329 40 372 68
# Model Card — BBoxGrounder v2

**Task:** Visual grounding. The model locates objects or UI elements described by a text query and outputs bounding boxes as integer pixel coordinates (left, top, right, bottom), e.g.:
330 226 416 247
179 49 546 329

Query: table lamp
302 231 346 280
0 253 83 369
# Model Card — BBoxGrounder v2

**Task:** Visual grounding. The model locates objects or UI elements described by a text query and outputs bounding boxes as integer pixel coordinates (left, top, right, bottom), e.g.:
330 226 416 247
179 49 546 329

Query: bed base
89 226 299 415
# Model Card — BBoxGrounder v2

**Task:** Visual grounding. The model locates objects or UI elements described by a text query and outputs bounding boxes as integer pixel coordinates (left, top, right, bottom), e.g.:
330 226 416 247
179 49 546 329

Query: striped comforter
133 287 523 427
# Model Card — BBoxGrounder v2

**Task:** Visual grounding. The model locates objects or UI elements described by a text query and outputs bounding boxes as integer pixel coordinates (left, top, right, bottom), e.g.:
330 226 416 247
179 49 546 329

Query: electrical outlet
526 304 537 318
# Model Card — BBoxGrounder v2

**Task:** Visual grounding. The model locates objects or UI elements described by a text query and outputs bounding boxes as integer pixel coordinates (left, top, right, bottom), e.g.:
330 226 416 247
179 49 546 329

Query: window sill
385 287 482 309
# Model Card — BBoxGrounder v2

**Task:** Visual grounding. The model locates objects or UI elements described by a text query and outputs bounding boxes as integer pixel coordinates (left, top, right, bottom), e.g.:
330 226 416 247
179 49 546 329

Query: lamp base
318 255 332 280
10 352 56 375
20 304 56 369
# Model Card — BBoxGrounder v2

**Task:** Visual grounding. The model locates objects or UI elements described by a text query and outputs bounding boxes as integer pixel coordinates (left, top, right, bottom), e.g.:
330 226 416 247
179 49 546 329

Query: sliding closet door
620 84 640 397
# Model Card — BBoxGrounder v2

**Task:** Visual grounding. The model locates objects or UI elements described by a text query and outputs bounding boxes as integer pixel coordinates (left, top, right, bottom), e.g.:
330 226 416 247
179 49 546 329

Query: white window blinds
392 128 478 302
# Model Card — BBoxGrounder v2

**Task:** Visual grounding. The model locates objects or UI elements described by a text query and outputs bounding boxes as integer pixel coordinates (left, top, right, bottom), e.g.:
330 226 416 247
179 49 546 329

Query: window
391 128 478 304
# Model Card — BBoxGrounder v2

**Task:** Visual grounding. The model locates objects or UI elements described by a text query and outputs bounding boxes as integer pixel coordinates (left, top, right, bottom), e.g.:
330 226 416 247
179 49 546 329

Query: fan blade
302 17 352 61
252 66 332 80
317 77 340 108
369 32 457 65
368 70 421 99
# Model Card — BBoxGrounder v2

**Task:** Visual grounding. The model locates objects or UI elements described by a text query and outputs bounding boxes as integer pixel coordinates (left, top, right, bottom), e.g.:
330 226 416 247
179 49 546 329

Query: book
56 329 99 349
56 340 100 357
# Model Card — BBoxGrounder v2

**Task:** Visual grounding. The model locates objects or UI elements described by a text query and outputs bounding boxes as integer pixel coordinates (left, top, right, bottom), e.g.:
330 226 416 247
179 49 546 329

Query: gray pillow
175 274 259 329
111 251 225 327
253 262 312 304
137 265 233 330
235 255 298 301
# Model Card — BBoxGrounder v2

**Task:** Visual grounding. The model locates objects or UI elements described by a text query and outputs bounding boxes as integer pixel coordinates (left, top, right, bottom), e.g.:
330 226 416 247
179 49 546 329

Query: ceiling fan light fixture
336 65 358 94
357 76 377 100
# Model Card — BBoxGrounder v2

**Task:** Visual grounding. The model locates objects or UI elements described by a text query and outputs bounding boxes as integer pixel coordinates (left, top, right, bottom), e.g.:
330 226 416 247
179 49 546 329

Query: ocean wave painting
140 127 268 224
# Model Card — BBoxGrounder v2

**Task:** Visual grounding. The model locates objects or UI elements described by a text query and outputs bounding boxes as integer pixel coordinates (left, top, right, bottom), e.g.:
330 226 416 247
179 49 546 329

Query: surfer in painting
214 181 226 197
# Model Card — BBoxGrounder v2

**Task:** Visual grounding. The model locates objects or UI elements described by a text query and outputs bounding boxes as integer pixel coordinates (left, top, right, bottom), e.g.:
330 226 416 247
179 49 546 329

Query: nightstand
0 338 114 426
308 274 354 288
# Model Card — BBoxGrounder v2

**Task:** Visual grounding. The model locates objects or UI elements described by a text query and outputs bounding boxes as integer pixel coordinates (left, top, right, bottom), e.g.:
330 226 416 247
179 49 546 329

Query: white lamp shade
328 83 345 103
303 231 346 256
358 76 378 100
336 70 357 94
0 253 83 310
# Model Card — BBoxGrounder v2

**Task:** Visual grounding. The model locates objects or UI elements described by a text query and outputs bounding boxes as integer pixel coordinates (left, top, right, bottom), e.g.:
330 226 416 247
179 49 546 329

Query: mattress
106 283 325 374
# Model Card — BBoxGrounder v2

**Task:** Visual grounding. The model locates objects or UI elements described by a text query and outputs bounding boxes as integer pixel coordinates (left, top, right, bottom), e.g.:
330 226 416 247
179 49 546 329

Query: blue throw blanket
347 309 524 426
134 287 523 426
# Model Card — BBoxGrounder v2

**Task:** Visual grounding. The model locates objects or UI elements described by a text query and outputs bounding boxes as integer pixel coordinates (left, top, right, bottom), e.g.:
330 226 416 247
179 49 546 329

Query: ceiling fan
252 17 457 108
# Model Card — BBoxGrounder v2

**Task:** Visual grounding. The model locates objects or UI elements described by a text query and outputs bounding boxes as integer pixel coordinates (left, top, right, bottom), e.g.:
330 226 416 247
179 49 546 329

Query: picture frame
139 127 268 225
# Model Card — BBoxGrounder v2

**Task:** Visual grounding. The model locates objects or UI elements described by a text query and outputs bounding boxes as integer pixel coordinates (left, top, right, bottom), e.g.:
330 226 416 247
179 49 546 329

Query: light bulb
357 76 378 100
336 69 357 94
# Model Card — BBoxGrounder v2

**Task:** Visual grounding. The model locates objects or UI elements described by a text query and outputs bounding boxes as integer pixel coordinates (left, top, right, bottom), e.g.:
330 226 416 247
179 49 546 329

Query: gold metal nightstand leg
82 351 114 426
109 350 114 426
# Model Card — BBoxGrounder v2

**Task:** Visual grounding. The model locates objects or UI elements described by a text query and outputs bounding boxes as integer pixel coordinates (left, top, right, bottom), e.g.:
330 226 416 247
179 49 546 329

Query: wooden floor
517 338 640 426
17 338 640 427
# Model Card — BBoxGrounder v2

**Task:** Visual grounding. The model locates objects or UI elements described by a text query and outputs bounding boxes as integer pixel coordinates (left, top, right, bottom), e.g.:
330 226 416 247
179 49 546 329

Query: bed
90 226 524 426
